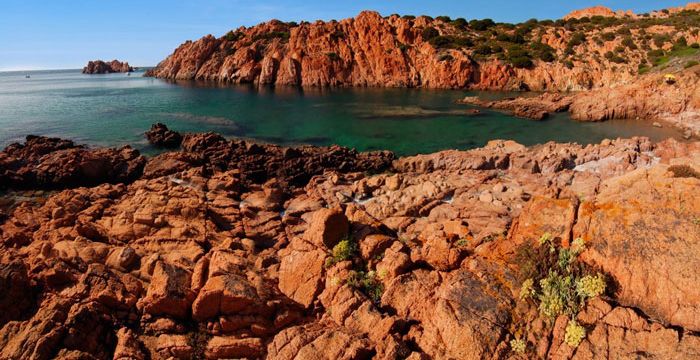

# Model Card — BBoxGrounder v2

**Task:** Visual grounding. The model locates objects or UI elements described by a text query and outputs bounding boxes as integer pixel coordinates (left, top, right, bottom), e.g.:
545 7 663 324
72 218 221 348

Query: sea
0 69 682 156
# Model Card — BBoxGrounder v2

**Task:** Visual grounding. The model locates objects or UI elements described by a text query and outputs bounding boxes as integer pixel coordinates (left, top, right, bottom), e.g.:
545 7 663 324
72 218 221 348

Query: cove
0 69 681 156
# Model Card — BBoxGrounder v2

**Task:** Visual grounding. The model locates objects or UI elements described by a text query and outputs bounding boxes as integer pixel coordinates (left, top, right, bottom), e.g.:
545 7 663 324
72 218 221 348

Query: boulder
145 123 183 148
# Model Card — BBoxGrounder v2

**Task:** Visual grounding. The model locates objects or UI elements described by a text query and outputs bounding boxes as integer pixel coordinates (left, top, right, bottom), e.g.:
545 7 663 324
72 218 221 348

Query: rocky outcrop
460 92 573 120
0 133 698 359
563 6 634 20
570 65 700 138
145 123 183 148
0 135 146 189
82 60 134 74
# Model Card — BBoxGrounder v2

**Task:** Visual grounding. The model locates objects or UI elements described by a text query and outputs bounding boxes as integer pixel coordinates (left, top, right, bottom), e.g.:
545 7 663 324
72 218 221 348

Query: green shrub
563 60 574 69
653 34 670 48
422 26 440 41
429 35 452 48
224 31 242 42
564 320 586 347
451 18 468 28
474 44 492 55
510 338 526 354
347 270 384 303
330 30 345 41
648 49 665 58
437 53 454 62
326 238 356 267
686 60 699 68
538 271 575 318
675 36 688 49
436 15 451 22
507 45 533 68
567 32 586 47
469 18 496 31
616 27 631 35
325 52 340 61
604 51 627 63
691 43 700 49
516 233 606 320
531 42 556 62
621 37 637 49
668 164 700 178
576 274 607 298
402 15 416 20
453 36 474 47
519 278 535 300
601 32 616 41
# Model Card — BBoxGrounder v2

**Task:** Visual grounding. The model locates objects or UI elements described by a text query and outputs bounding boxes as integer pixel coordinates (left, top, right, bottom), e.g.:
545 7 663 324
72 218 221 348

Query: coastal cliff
1 128 699 359
83 59 134 74
146 5 700 92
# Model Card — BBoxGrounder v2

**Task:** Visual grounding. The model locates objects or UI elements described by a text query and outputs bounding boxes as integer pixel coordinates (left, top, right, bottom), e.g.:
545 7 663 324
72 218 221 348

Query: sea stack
82 59 134 74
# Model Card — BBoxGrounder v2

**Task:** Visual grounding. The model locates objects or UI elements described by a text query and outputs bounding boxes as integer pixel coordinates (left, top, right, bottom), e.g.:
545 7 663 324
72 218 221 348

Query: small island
82 59 134 74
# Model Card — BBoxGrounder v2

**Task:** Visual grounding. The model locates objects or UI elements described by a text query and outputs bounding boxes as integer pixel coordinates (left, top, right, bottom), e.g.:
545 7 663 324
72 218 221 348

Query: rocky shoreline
1 126 699 359
459 63 700 139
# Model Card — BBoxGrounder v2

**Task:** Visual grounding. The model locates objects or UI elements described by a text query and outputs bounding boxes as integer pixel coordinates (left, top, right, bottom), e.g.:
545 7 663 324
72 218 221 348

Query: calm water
0 69 682 156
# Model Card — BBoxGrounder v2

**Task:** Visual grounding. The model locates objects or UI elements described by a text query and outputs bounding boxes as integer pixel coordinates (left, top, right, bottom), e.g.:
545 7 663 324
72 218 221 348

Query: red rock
156 334 193 359
278 242 326 308
266 323 373 360
113 328 146 360
0 135 146 189
569 67 700 138
563 6 623 20
303 207 349 249
0 260 34 326
191 274 259 320
82 59 134 74
460 92 573 120
204 336 263 359
145 123 182 148
141 261 195 318
575 164 700 331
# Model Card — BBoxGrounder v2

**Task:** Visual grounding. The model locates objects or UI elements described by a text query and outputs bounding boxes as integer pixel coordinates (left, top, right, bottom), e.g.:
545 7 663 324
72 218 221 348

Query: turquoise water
0 69 682 156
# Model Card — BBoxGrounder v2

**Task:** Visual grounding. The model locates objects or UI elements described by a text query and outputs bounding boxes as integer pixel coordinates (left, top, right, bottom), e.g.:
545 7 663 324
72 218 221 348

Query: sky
0 0 691 71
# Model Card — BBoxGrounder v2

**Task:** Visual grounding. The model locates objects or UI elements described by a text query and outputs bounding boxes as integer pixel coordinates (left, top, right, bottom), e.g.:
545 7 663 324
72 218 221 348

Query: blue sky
0 0 689 71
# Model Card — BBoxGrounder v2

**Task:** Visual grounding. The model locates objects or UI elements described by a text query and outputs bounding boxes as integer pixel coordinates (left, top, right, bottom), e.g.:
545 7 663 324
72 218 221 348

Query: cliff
1 129 699 359
146 8 700 91
83 59 134 74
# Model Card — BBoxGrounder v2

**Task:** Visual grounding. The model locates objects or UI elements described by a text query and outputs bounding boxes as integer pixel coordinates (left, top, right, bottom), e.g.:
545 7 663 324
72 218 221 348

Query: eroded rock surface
0 133 699 359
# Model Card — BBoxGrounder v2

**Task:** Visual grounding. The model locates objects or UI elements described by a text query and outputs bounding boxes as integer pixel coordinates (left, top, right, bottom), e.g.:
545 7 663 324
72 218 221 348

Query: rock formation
145 7 700 92
1 127 699 359
83 60 134 74
146 123 183 148
460 93 573 120
563 6 634 20
569 64 700 138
